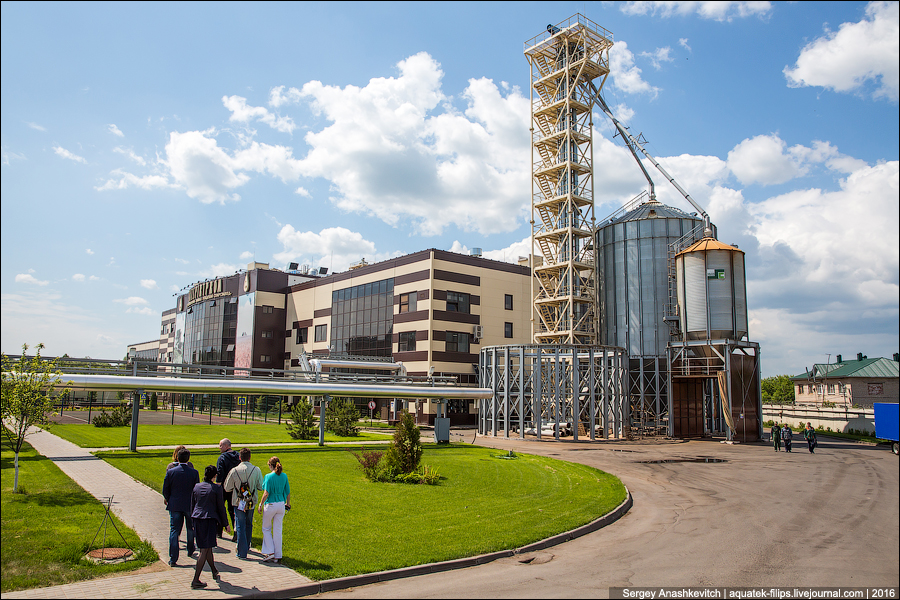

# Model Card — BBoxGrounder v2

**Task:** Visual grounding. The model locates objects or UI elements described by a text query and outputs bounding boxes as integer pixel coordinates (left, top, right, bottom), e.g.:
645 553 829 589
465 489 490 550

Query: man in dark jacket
163 447 199 566
216 438 241 539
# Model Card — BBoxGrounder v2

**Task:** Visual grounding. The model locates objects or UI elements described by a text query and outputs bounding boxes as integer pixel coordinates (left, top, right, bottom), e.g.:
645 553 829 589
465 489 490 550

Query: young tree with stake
1 343 72 492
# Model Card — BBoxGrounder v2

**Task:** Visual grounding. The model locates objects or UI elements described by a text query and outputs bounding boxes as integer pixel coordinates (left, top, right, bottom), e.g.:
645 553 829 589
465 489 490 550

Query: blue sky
2 1 898 377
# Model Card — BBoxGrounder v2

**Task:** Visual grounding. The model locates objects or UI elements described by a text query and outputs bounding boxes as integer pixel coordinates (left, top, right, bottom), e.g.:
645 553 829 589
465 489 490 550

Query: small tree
325 397 360 437
1 343 72 492
382 409 422 475
285 397 317 440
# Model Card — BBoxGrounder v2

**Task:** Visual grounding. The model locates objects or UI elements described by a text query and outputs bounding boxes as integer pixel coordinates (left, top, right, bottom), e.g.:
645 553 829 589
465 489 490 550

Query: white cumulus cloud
274 226 378 271
140 279 158 289
53 145 86 163
620 1 772 21
16 273 49 286
294 52 531 236
784 1 899 102
114 296 148 306
108 124 124 137
610 42 660 97
222 95 296 133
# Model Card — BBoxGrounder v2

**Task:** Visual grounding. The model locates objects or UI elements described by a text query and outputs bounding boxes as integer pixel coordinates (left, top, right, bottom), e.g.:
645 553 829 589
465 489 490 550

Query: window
797 386 803 395
262 330 273 338
808 384 814 394
296 327 308 344
262 305 274 314
315 324 327 342
399 331 416 352
260 355 271 363
504 322 513 338
826 384 835 394
505 294 513 310
446 291 469 314
399 292 417 313
446 332 469 353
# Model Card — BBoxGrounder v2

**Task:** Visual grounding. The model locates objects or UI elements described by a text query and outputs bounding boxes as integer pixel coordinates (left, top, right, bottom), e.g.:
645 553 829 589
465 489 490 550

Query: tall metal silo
668 237 761 442
675 238 748 342
596 197 712 432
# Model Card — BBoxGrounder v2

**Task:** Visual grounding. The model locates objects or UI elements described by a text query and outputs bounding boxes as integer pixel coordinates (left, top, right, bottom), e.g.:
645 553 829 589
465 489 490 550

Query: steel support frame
666 339 762 440
479 344 627 441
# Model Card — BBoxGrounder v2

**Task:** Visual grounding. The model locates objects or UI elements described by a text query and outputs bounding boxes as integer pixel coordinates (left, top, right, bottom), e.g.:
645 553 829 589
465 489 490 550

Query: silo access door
671 378 705 438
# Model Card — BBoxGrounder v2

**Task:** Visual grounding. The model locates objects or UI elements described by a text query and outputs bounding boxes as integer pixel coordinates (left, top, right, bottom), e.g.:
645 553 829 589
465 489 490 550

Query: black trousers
218 490 236 536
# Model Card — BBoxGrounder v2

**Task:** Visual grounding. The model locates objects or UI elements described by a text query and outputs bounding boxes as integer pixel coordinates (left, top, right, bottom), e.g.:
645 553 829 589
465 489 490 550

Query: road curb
253 487 632 598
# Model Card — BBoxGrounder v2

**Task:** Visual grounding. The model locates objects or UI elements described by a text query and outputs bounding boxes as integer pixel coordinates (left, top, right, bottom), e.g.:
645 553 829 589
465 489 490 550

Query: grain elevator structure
479 14 762 442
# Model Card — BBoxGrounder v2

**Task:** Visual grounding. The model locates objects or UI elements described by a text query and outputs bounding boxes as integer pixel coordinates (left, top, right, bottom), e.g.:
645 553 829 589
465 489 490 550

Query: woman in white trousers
257 456 291 563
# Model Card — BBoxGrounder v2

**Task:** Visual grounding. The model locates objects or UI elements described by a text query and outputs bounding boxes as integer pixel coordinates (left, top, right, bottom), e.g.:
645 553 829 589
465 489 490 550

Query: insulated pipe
309 359 402 372
50 373 491 400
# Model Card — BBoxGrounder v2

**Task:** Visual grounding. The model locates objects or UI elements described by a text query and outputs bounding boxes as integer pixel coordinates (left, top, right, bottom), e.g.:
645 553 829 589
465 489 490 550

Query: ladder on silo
665 223 706 336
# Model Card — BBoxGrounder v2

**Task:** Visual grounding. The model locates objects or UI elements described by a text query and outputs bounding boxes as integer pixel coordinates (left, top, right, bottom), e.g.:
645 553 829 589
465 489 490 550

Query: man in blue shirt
163 447 199 566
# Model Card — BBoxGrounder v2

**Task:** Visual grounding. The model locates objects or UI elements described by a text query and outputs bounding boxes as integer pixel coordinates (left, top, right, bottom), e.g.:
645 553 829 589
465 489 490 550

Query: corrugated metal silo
675 238 748 342
596 200 710 354
596 199 712 432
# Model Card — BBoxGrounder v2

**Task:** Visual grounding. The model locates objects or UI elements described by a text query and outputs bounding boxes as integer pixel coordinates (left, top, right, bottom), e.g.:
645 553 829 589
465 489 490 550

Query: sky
2 1 898 377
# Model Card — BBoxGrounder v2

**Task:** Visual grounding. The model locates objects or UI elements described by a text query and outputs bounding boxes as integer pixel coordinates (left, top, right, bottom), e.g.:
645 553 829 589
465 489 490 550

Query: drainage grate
637 457 727 464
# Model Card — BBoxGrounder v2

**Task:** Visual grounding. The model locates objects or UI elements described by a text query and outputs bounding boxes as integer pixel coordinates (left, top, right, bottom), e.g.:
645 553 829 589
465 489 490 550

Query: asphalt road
317 435 899 598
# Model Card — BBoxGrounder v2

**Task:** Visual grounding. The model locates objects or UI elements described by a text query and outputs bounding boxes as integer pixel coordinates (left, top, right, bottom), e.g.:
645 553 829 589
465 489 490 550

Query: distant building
791 353 900 408
127 338 161 361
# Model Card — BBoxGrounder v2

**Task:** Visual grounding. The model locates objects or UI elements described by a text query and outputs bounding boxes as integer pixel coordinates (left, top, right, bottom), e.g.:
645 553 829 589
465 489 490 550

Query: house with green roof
791 353 899 408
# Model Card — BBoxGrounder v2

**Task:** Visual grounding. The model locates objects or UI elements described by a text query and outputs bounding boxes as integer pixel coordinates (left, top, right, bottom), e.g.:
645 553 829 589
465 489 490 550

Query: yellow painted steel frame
525 15 613 346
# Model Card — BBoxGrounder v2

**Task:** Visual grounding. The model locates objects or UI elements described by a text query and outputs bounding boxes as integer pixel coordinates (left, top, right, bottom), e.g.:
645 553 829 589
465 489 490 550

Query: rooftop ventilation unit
471 248 482 257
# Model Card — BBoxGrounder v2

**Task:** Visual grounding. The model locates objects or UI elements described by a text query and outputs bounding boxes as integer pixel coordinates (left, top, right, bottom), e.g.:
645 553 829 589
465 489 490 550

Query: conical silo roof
609 200 698 225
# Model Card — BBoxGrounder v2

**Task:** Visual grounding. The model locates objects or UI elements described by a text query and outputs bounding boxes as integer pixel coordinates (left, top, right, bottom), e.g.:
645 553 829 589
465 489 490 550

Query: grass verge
98 443 626 580
1 440 158 593
46 423 391 448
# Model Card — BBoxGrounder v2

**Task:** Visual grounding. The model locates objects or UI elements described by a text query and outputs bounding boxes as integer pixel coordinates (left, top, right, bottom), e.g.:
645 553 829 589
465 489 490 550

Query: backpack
237 467 257 511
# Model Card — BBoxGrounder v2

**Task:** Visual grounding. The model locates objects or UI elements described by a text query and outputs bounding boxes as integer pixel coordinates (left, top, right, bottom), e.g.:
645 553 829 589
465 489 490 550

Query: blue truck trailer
873 402 899 455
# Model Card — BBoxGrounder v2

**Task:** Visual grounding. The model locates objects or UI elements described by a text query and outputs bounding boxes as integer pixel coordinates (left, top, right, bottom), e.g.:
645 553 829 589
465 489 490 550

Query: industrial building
147 251 532 425
478 14 762 442
139 13 763 442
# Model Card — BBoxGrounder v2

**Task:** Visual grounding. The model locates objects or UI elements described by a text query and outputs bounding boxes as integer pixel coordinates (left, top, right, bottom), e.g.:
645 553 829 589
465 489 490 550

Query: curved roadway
320 435 899 598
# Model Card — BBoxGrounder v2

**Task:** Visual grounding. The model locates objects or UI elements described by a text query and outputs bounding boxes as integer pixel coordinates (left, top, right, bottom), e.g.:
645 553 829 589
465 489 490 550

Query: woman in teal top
257 456 291 563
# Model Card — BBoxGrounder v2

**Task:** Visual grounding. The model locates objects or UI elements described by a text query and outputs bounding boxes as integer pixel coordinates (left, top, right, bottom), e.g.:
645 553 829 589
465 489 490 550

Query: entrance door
672 378 705 438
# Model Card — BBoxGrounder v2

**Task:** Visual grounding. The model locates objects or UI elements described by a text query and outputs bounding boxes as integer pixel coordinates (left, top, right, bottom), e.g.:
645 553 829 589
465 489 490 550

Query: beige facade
795 378 899 408
284 249 534 424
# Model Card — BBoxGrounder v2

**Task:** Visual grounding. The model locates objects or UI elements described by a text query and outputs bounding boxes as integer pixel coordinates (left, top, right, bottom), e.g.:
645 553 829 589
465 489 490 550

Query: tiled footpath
2 427 313 599
3 428 632 599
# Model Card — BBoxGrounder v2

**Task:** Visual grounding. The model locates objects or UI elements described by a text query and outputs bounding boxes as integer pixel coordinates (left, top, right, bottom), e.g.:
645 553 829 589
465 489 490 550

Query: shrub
286 397 317 440
382 410 422 475
92 403 132 427
350 413 438 485
150 392 158 411
349 449 385 481
325 397 360 437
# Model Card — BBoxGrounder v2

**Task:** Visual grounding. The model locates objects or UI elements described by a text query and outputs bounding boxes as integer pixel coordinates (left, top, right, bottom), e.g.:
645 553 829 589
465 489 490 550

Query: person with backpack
224 447 263 560
804 422 818 454
771 422 782 452
216 438 241 540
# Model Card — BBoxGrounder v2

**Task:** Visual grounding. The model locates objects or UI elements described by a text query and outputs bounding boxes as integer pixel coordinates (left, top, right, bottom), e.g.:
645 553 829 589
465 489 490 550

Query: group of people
161 438 292 589
770 422 818 454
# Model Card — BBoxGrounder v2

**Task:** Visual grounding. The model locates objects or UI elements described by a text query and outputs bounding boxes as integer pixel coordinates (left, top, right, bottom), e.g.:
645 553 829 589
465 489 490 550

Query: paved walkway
3 427 314 599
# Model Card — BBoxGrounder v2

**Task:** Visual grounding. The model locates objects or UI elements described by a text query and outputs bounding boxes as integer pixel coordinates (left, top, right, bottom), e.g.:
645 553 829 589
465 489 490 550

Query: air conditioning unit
473 325 484 340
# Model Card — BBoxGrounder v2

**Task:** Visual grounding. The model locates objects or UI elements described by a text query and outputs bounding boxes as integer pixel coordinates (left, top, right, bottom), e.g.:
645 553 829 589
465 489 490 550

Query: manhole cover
86 548 133 562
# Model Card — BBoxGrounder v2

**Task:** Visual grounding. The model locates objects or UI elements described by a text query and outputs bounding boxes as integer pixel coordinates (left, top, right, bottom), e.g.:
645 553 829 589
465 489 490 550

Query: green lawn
99 444 626 580
47 423 391 448
1 440 158 593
